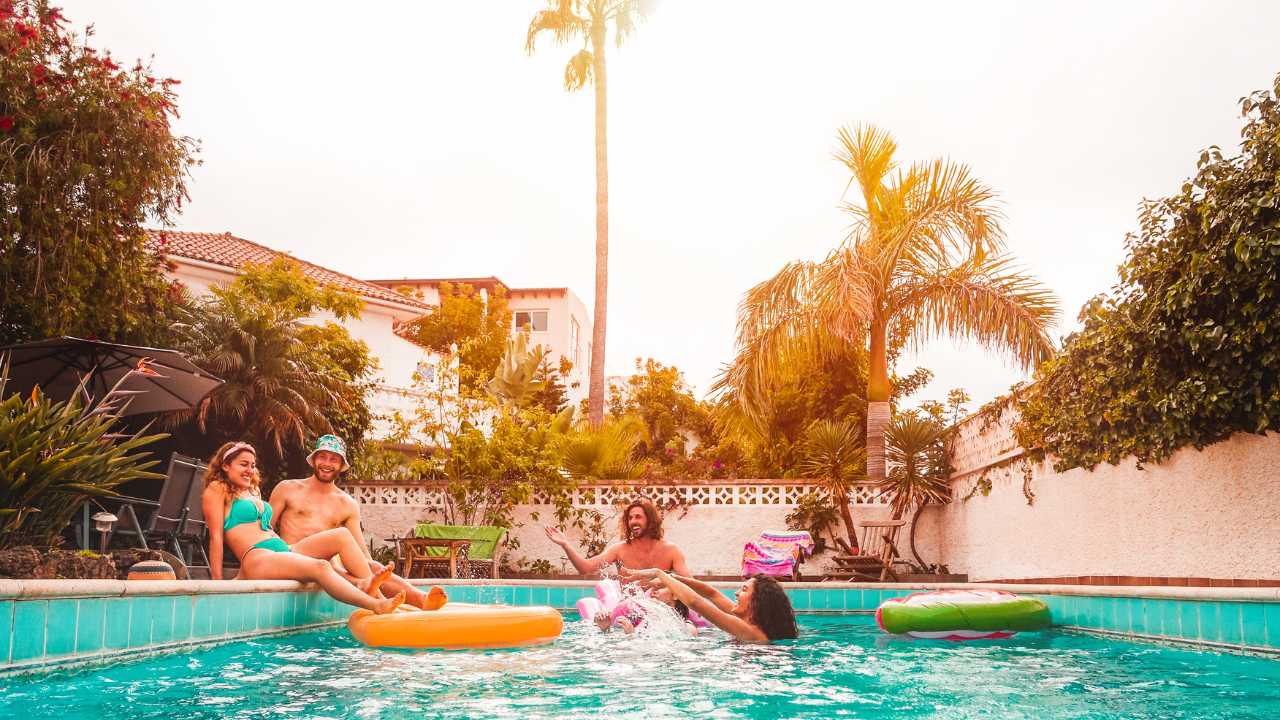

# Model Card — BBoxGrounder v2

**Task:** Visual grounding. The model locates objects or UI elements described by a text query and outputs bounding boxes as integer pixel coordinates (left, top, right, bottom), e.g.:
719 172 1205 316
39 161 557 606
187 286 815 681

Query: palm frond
891 253 1059 369
564 48 594 91
834 124 898 213
525 3 588 55
712 255 871 423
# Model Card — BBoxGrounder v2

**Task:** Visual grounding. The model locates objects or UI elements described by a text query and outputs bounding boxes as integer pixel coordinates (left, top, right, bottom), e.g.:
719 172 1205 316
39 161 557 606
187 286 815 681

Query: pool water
2 614 1278 719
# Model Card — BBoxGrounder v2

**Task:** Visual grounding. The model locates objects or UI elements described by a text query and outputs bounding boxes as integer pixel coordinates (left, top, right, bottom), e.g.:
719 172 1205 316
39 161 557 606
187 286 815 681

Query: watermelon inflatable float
876 589 1051 640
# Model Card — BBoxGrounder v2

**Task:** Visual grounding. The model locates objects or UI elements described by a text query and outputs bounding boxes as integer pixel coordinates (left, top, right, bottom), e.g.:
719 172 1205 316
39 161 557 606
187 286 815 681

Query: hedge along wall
913 407 1280 583
350 481 904 577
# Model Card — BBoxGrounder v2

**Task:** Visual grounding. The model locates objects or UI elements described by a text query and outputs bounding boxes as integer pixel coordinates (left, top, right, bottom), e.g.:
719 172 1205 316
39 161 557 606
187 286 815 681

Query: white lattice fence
347 482 890 507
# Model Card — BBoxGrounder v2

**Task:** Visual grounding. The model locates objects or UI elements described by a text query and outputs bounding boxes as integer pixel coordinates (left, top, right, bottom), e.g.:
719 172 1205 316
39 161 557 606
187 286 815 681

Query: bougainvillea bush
0 0 197 345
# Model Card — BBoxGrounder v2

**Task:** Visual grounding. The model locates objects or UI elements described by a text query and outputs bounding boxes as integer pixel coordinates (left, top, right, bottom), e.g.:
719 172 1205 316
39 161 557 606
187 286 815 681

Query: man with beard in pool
269 435 446 610
544 497 691 576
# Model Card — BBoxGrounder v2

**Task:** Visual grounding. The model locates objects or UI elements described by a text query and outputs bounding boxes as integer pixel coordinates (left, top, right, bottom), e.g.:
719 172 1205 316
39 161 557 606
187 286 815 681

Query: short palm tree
172 294 341 465
879 413 951 567
718 125 1059 482
526 0 649 429
798 418 866 552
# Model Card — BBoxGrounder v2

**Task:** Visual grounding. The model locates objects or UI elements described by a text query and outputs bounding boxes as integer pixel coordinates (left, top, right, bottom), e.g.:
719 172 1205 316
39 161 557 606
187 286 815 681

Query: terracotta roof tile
145 230 433 311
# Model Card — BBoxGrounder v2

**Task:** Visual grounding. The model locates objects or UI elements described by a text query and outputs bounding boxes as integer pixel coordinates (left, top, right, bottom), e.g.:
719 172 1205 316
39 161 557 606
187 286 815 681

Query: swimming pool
3 613 1278 719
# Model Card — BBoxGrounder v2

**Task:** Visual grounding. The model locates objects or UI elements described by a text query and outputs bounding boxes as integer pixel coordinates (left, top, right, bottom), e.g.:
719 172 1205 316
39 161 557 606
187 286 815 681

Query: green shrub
0 379 166 549
1018 74 1280 470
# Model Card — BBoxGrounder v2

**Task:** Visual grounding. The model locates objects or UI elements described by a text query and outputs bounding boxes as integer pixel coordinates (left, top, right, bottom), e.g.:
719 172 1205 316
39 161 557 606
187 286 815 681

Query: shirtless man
269 434 445 610
544 497 691 576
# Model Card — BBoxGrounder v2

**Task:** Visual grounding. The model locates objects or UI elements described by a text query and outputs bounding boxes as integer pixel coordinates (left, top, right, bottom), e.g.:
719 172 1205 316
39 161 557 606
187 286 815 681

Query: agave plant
878 412 952 567
0 365 166 549
798 419 866 552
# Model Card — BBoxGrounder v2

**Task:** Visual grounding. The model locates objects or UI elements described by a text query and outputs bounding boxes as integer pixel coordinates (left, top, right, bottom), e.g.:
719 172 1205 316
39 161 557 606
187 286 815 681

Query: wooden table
390 537 472 578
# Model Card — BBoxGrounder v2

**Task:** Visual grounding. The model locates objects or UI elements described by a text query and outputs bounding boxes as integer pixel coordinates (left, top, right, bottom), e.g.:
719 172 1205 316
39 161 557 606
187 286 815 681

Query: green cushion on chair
413 524 507 560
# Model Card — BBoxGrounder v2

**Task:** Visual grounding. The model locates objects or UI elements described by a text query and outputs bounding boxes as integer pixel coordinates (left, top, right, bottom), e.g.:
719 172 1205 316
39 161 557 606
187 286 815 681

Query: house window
514 309 548 332
570 317 580 365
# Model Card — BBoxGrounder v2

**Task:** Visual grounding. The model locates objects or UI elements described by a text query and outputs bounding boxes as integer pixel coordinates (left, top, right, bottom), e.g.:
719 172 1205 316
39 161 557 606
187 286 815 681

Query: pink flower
0 116 14 132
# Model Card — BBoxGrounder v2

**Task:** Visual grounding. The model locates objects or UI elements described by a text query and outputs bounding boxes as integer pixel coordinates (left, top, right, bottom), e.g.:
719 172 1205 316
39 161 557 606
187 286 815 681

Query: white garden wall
919 408 1280 582
350 481 899 576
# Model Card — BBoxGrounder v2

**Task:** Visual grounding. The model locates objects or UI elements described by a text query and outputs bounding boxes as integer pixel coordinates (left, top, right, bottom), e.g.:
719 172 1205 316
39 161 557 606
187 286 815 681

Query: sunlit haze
60 1 1280 407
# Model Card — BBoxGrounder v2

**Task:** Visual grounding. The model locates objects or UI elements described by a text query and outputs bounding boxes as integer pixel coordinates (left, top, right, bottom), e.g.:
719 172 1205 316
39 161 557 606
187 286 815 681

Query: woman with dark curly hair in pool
200 441 405 614
620 568 798 642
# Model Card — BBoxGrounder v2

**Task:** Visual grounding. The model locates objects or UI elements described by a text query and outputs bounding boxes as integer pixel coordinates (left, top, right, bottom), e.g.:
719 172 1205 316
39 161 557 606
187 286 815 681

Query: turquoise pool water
2 614 1277 719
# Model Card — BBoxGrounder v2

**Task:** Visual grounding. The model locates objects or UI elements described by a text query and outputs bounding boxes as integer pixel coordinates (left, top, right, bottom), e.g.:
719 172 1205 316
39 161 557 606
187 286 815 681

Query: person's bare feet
423 586 448 610
373 591 406 615
357 562 396 597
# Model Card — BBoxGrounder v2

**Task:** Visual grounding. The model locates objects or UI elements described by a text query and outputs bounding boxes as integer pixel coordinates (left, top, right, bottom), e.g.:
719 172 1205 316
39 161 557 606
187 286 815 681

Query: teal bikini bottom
250 537 290 553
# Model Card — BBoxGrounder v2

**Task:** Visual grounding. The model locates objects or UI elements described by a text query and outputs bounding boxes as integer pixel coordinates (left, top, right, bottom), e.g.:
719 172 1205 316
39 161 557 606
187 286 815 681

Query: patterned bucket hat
307 434 349 471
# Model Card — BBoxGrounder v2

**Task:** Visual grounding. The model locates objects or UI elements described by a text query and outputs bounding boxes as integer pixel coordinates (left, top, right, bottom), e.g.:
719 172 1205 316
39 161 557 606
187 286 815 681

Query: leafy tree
528 354 573 416
610 358 709 462
718 125 1057 484
527 0 650 429
0 1 197 345
169 259 375 481
400 282 511 396
1018 74 1280 471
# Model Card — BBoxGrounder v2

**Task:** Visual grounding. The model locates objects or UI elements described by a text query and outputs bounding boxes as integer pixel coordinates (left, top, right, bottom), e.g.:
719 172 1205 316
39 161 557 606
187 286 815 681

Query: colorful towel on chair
741 530 815 577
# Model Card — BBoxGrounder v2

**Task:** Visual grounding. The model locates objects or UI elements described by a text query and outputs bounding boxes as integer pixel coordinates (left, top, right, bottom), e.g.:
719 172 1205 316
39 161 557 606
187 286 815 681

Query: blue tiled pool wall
3 586 1277 672
0 590 351 672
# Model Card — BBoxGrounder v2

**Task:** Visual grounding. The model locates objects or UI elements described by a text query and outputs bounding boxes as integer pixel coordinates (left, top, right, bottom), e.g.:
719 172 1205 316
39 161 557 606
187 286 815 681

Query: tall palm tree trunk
587 24 609 430
866 312 890 483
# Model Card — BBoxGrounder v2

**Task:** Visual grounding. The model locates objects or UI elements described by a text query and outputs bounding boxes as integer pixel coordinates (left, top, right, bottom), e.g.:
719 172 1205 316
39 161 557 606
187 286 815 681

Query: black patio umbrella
0 337 224 416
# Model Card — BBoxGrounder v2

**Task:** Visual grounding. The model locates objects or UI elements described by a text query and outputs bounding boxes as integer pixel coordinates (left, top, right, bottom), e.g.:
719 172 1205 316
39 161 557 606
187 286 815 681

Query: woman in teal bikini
201 441 405 614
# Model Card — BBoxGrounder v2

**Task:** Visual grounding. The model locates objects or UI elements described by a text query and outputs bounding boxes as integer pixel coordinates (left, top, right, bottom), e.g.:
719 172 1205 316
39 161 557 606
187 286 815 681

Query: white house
147 231 594 439
145 230 435 438
365 276 592 407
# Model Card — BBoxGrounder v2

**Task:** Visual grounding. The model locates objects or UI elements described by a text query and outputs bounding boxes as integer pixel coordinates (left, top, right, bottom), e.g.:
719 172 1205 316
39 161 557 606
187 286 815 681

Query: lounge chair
742 530 816 580
827 520 907 582
105 452 212 577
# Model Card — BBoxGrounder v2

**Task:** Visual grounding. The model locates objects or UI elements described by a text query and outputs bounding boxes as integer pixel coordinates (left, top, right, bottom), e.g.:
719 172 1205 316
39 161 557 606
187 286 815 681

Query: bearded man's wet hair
748 574 799 641
620 497 663 543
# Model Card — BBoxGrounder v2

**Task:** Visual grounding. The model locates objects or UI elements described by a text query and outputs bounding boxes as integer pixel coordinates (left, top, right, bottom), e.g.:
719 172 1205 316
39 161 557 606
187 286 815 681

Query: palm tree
526 0 649 429
879 413 951 568
171 293 343 471
798 419 865 552
717 125 1059 482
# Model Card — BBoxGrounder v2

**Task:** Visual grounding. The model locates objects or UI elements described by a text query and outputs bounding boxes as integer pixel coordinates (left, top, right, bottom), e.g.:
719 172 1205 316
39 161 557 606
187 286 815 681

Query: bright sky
62 1 1280 408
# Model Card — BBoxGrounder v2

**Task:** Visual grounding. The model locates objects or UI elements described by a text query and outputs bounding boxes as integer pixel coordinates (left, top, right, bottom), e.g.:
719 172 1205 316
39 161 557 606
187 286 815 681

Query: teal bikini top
224 496 272 532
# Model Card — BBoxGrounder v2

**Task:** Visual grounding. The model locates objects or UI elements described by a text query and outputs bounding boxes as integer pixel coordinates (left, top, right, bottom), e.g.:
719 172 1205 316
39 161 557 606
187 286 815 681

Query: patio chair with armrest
106 452 212 576
827 520 908 582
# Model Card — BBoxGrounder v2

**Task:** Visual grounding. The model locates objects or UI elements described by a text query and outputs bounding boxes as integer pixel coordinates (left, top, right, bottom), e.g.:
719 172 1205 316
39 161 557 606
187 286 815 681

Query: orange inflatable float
348 603 563 650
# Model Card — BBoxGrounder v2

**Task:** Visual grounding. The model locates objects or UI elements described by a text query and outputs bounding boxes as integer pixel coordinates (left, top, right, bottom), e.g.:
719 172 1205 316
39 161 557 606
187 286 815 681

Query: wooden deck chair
109 453 211 576
828 520 907 582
